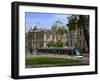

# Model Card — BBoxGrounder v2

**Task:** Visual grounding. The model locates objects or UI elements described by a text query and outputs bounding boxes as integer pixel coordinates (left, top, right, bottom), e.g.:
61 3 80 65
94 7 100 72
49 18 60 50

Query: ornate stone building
26 26 44 53
67 27 89 53
43 30 67 48
26 26 68 53
25 18 89 54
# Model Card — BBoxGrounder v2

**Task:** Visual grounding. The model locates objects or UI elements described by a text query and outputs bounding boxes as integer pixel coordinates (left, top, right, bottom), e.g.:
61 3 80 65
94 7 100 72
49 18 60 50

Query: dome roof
52 20 65 30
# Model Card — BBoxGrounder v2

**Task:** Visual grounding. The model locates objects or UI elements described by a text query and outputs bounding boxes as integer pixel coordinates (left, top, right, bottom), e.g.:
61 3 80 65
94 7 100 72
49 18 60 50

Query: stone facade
43 30 67 48
67 27 89 53
26 26 44 53
26 24 89 54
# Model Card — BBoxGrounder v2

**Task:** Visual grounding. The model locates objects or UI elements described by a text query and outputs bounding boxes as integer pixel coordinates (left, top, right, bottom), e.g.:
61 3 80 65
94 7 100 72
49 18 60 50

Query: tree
67 15 89 50
47 41 56 48
67 15 79 31
67 15 79 47
78 15 89 49
56 40 64 47
55 27 66 35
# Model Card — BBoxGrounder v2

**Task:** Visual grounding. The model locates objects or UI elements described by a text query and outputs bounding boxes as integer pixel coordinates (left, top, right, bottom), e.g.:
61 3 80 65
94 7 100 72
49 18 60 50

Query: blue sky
25 12 70 32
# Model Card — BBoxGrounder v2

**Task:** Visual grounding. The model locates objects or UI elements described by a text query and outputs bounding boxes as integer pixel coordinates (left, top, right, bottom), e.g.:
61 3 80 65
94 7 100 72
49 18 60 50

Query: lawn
25 56 81 67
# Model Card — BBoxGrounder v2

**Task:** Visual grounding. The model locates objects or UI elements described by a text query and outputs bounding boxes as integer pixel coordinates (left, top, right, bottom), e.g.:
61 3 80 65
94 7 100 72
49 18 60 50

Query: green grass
25 56 80 66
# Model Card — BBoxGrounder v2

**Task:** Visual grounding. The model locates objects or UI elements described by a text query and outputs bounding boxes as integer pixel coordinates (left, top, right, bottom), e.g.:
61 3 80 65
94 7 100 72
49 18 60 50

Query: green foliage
55 27 67 35
67 15 79 31
47 41 56 48
47 40 64 48
56 40 64 47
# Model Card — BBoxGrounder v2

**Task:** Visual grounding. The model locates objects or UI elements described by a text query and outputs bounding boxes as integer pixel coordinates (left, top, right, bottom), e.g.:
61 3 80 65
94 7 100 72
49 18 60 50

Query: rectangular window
80 40 81 46
83 40 85 46
80 31 82 35
71 40 72 46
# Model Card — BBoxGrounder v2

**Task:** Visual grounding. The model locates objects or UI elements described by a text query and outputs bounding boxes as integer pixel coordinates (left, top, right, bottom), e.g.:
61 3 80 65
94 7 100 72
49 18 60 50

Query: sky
25 12 70 32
